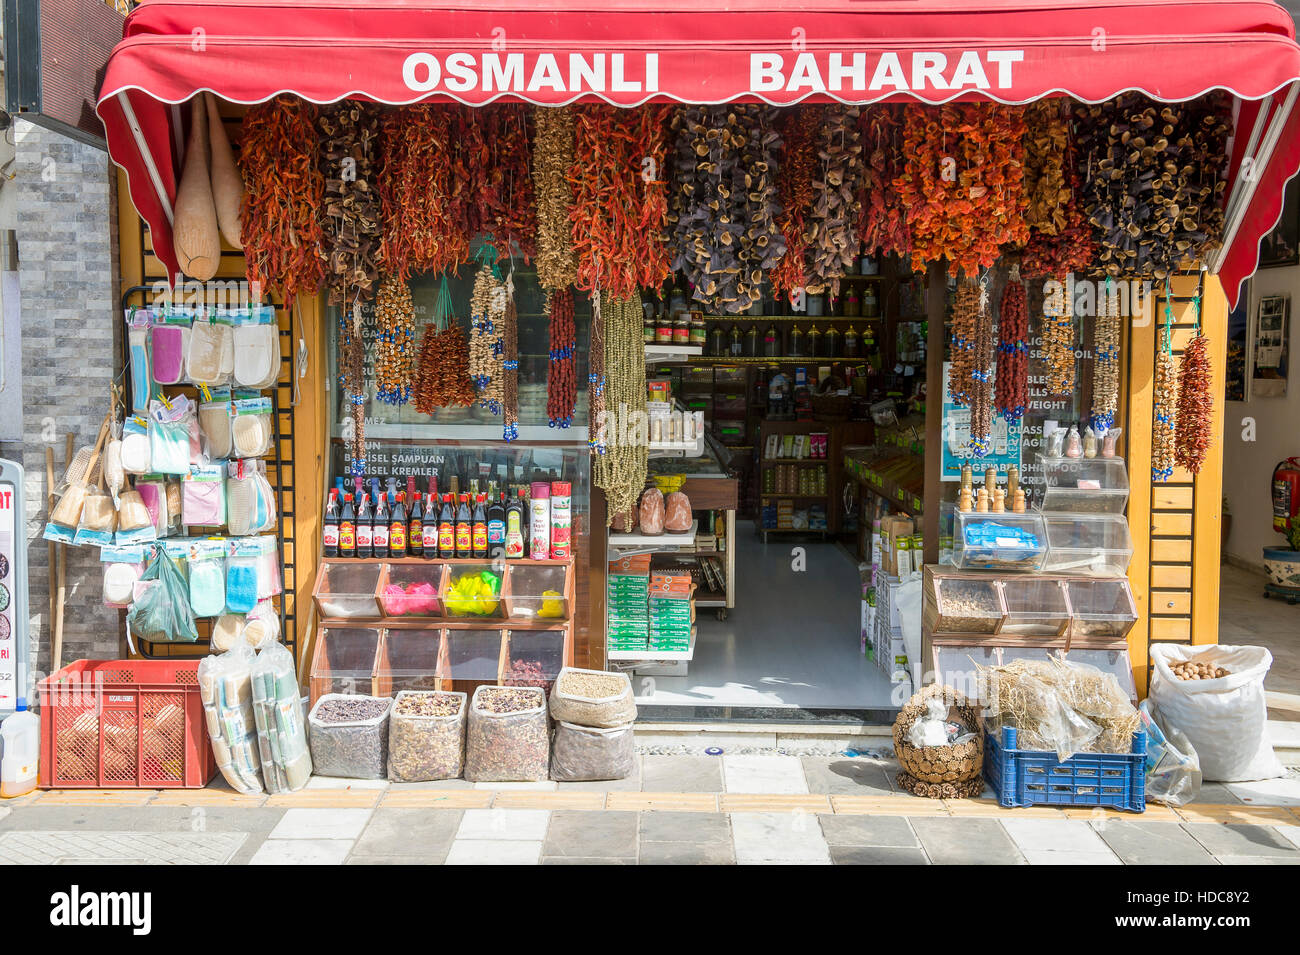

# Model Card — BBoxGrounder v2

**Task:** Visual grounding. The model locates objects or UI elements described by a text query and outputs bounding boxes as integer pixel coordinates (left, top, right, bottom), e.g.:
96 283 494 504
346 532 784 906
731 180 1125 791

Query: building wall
1223 264 1300 570
0 118 121 694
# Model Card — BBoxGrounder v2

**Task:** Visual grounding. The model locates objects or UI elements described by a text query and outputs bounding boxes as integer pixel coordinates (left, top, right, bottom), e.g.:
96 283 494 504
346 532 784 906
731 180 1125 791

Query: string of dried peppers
377 105 459 280
1153 304 1179 482
857 104 910 261
413 276 476 413
995 273 1029 423
570 105 673 300
547 288 577 428
769 106 821 302
1175 298 1213 474
593 292 649 523
531 107 579 290
895 103 1028 277
239 96 325 307
502 272 520 442
950 277 982 406
481 105 537 262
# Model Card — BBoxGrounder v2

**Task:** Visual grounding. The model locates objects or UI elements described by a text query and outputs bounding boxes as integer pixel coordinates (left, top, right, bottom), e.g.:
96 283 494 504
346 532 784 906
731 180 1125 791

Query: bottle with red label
323 489 340 557
455 493 473 558
355 480 373 559
339 493 356 559
472 493 489 558
438 493 456 559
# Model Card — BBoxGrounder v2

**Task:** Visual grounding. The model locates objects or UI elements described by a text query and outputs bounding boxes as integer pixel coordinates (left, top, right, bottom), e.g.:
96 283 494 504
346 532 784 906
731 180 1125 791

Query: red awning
98 0 1300 303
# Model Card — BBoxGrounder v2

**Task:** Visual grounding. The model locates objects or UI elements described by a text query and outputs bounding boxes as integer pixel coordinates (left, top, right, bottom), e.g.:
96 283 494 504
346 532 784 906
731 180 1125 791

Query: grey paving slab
910 816 1026 865
800 757 894 795
351 809 463 861
1183 824 1300 858
347 856 432 865
554 759 643 792
543 810 639 859
386 778 475 791
542 856 635 865
818 813 918 847
0 805 286 835
637 840 735 865
1214 855 1300 865
640 755 724 792
639 811 731 845
0 830 246 865
1093 821 1218 865
1193 783 1245 805
831 845 930 865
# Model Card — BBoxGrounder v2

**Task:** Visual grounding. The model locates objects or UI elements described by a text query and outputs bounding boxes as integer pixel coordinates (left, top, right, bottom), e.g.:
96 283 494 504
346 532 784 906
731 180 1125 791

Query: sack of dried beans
307 694 392 780
464 685 550 783
547 667 637 728
387 690 467 783
550 722 637 782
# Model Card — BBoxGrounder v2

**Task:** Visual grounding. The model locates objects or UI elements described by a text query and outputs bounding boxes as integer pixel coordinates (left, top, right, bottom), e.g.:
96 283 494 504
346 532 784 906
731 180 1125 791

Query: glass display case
376 628 442 695
930 645 1137 705
443 628 506 683
1042 513 1134 577
504 563 571 622
313 561 383 619
1000 577 1072 637
378 563 446 618
441 562 506 620
309 626 383 703
947 510 1048 573
1037 454 1129 514
1067 579 1139 640
929 577 1006 633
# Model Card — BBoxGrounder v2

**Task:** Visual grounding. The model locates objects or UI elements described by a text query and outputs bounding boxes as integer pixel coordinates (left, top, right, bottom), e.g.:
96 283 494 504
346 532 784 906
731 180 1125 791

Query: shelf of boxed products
308 624 568 706
605 554 697 661
312 557 574 629
608 519 699 550
920 566 1138 644
842 444 924 515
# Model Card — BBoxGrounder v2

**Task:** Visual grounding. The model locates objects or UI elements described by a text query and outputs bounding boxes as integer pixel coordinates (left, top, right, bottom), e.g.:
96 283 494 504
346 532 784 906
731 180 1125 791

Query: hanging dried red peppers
995 273 1029 423
895 103 1028 277
377 105 458 280
547 288 577 428
481 105 537 262
950 277 982 406
770 105 821 302
1175 303 1213 474
570 105 672 299
857 104 910 261
532 107 578 290
413 276 475 413
239 96 326 306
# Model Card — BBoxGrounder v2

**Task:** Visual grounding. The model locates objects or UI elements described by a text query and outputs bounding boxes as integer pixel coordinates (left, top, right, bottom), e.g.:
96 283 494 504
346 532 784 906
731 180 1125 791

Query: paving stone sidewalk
3 755 1298 865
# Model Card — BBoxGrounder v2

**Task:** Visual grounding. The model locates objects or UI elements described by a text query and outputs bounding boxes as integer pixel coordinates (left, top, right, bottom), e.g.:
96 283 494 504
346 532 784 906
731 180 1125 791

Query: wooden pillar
923 260 947 566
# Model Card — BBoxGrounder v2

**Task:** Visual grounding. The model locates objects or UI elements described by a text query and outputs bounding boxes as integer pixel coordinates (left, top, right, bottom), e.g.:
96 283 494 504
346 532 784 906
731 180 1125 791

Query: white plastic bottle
1 699 39 798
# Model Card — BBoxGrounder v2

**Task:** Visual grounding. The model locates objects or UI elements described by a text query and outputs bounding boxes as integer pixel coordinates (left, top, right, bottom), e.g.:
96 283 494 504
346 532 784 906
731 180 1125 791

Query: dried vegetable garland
547 287 577 428
239 96 326 306
376 105 458 279
1076 93 1232 278
1091 278 1122 430
588 291 607 452
667 105 785 313
532 107 579 289
481 105 537 261
995 273 1029 423
1175 297 1213 474
770 106 821 300
339 304 366 475
373 275 415 405
896 103 1028 277
502 272 520 441
593 292 649 523
969 281 996 457
1041 278 1077 394
857 104 910 260
806 105 864 298
1020 156 1096 279
571 105 673 299
1153 310 1179 481
468 261 506 413
949 277 982 406
317 102 383 304
413 276 475 412
1022 100 1070 237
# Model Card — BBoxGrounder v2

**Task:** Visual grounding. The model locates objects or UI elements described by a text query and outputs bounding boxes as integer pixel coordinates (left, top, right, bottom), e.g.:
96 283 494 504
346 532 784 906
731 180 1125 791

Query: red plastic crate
37 660 216 789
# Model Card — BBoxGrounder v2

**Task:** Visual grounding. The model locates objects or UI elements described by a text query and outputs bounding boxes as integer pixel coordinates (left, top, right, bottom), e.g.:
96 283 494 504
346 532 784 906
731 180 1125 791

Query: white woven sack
1148 644 1283 782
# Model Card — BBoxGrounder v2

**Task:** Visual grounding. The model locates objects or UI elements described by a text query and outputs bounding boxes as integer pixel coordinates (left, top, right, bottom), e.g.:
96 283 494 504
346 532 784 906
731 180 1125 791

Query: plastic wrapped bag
251 643 312 793
1138 700 1202 806
465 685 549 782
197 645 263 794
981 662 1102 761
126 548 199 643
548 667 637 728
387 690 467 782
550 721 636 782
308 694 392 780
1149 643 1284 781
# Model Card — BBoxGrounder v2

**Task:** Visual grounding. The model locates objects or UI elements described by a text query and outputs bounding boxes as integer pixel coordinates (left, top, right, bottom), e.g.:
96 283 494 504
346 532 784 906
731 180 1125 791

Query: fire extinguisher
1272 457 1300 533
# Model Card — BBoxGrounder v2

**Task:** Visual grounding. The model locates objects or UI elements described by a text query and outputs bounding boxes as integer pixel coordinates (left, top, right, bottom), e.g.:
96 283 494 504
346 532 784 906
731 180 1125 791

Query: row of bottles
706 322 875 359
323 474 528 561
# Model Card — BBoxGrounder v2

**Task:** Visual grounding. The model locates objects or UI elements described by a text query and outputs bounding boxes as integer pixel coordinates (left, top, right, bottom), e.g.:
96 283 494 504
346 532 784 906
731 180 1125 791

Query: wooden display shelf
761 458 830 466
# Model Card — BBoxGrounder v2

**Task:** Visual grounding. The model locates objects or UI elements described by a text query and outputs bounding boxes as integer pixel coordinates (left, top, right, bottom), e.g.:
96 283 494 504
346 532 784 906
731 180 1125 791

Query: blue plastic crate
984 726 1146 812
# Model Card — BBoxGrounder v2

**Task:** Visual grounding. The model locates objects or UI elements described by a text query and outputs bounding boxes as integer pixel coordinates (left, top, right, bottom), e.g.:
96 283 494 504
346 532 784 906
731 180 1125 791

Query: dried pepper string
482 105 537 262
532 107 579 290
588 287 607 453
857 104 910 261
502 270 520 441
570 105 673 299
413 276 475 412
995 270 1029 423
950 276 981 406
377 104 458 280
770 105 821 302
239 95 326 307
547 287 577 428
1175 291 1213 474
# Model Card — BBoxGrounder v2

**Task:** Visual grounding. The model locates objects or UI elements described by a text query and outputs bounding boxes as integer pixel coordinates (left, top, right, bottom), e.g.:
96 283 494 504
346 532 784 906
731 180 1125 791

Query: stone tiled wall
0 119 122 695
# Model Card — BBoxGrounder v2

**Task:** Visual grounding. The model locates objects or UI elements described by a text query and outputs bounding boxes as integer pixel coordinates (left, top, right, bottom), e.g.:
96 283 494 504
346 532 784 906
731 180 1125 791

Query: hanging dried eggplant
995 272 1029 423
205 93 245 251
857 104 910 261
895 103 1028 277
667 105 785 314
806 105 864 299
770 105 821 301
1076 93 1232 278
1175 327 1213 473
532 107 578 290
571 105 672 299
318 101 382 304
175 96 221 281
240 95 326 306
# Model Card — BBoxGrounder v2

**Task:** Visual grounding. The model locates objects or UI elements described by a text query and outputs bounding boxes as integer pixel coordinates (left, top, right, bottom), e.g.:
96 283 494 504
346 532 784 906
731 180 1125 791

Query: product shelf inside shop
608 519 699 549
308 625 569 706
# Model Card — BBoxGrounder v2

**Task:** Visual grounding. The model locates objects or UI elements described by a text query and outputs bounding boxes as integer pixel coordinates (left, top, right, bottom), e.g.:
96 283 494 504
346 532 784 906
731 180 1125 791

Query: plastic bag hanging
126 547 199 643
